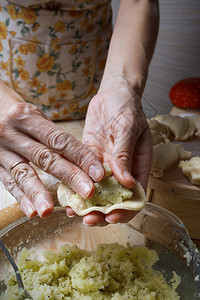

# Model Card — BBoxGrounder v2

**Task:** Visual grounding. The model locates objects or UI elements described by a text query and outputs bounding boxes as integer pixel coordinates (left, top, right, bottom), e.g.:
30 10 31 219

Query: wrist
99 73 147 98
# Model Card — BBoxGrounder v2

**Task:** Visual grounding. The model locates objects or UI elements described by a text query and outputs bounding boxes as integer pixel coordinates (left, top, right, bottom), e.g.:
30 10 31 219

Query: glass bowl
0 202 199 299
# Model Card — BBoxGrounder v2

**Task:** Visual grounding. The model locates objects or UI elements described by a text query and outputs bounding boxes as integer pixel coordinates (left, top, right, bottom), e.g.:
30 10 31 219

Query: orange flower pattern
36 54 55 72
0 22 7 40
0 0 112 120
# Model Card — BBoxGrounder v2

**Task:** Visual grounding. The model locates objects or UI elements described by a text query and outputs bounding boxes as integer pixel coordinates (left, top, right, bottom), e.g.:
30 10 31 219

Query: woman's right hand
0 81 105 218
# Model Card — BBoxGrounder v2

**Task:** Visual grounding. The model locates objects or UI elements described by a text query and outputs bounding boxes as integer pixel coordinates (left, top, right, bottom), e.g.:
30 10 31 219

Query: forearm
100 0 159 95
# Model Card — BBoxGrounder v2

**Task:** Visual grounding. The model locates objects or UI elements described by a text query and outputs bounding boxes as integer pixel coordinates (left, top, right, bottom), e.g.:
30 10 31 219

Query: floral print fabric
0 0 112 120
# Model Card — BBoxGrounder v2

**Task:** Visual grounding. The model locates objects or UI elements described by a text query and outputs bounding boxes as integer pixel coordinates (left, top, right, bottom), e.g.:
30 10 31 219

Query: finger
0 149 54 218
0 166 37 218
9 103 104 182
0 131 95 199
105 209 137 224
66 207 108 226
109 125 137 189
82 134 104 163
66 207 76 217
66 207 136 226
83 211 108 226
131 128 153 191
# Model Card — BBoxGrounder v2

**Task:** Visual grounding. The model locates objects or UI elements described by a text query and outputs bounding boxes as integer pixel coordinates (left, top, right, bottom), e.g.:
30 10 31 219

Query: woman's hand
68 79 152 226
0 81 105 218
65 0 158 226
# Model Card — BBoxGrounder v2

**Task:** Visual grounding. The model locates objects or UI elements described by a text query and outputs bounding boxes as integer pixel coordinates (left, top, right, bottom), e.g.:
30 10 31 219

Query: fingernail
67 212 75 218
37 200 50 216
123 170 135 183
105 217 116 224
89 165 104 181
79 182 92 198
82 220 92 227
24 204 36 218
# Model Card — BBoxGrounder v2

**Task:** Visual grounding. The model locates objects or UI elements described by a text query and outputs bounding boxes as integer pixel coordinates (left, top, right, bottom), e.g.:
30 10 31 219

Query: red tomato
169 77 200 109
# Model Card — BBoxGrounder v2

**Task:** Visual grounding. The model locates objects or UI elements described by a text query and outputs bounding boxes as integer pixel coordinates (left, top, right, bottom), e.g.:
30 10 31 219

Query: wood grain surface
148 135 200 240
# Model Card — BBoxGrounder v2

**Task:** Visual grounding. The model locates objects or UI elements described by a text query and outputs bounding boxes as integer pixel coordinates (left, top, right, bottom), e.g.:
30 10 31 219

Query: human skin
0 81 105 218
0 0 159 224
67 0 159 225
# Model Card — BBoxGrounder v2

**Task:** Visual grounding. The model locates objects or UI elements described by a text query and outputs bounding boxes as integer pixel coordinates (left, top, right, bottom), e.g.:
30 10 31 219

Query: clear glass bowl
0 202 199 299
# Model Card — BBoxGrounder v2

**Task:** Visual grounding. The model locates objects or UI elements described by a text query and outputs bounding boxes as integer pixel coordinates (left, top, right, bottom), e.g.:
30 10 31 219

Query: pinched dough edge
57 180 146 216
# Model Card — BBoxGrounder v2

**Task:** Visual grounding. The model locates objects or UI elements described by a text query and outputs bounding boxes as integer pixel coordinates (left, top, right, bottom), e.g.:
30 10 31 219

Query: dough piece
147 119 170 144
187 114 200 138
150 130 163 146
151 143 192 178
179 157 200 185
57 166 146 216
153 114 195 141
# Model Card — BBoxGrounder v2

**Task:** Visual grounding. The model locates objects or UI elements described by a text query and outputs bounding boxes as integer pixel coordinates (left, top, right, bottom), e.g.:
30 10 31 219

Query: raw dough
187 114 200 138
150 129 164 146
57 166 146 216
147 119 170 144
153 114 195 141
179 156 200 185
151 143 192 178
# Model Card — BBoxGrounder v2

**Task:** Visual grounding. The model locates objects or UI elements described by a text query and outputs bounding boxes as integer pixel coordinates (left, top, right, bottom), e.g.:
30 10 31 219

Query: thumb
109 130 136 189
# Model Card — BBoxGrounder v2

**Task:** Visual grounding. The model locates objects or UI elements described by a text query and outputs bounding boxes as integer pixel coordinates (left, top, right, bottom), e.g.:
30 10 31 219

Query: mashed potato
86 167 133 207
57 165 146 215
1 243 180 300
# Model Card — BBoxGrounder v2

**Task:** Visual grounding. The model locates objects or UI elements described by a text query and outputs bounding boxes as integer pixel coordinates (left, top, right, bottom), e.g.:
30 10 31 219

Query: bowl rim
0 202 191 240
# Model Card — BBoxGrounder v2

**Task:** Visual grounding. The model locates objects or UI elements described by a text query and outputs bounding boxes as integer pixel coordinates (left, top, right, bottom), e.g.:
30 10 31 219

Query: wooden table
147 106 200 248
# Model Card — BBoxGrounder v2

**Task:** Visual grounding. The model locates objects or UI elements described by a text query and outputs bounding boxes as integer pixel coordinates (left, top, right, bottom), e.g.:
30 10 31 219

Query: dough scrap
179 156 200 185
187 114 200 138
57 167 146 216
151 143 192 178
153 114 195 141
147 119 170 144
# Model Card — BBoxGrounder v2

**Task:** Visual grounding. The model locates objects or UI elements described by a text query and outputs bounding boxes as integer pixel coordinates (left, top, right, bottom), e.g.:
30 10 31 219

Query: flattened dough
57 167 146 216
179 156 200 185
151 143 192 178
153 114 195 141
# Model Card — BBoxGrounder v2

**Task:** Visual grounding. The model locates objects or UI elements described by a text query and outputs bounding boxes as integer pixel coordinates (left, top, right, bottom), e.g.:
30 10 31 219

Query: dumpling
179 157 200 185
151 143 192 178
57 166 146 216
153 114 195 141
150 130 163 146
187 114 200 138
147 119 170 145
148 119 170 142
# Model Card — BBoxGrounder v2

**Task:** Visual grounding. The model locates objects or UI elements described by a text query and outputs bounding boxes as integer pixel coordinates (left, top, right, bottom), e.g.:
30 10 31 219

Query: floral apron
0 0 112 120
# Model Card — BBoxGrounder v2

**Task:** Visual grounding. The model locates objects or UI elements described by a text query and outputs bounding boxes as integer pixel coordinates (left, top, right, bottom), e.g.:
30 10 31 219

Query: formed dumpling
150 130 164 146
153 114 195 141
57 166 146 216
147 119 170 144
179 157 200 185
151 143 192 178
187 114 200 138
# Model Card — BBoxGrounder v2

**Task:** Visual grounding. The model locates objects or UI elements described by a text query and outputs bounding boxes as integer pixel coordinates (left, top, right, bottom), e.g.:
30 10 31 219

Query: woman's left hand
66 78 153 226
